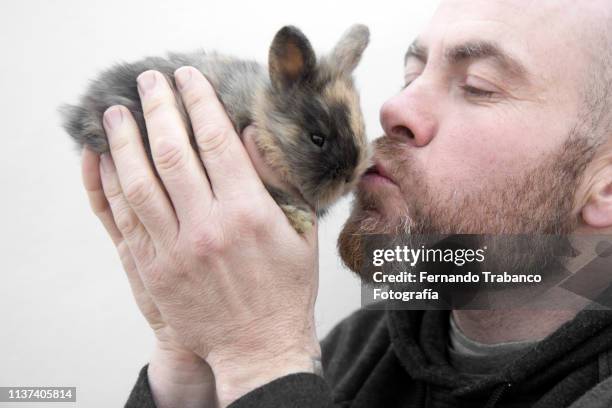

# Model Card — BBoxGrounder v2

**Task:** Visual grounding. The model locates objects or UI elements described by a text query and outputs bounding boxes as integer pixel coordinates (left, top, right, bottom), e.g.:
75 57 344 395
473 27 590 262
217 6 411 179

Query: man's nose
379 87 437 147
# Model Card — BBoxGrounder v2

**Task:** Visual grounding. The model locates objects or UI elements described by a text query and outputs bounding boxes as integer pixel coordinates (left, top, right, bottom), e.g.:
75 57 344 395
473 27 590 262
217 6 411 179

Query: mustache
372 135 404 162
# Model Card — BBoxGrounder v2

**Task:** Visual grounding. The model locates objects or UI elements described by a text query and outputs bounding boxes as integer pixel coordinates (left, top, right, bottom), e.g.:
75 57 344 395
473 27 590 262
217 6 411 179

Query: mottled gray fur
60 51 266 157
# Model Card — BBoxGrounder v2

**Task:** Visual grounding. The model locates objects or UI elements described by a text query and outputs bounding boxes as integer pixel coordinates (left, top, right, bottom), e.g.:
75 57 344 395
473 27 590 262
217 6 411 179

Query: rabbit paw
280 205 314 234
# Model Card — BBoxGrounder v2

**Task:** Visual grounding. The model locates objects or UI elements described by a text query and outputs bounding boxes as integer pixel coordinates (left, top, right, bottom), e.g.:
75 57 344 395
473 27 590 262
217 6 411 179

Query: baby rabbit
61 25 371 233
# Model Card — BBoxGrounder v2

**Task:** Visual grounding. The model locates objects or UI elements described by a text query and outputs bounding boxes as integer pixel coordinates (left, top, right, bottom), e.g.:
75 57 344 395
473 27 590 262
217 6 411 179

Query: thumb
242 125 318 240
242 124 293 193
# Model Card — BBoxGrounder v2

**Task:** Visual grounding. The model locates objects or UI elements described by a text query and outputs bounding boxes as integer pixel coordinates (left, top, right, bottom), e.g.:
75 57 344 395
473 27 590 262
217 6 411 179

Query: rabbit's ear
329 24 369 75
269 26 316 89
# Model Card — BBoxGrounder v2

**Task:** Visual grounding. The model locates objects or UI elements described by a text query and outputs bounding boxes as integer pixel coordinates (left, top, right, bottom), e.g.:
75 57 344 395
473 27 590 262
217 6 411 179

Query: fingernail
137 70 157 95
100 153 115 174
174 66 192 90
103 106 123 130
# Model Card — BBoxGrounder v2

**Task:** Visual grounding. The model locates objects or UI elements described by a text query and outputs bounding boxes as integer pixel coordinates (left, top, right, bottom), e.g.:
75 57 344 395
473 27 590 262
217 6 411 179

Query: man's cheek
431 127 528 187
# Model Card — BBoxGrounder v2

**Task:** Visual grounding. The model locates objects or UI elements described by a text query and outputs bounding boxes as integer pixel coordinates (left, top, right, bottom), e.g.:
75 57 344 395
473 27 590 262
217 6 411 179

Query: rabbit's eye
311 134 325 147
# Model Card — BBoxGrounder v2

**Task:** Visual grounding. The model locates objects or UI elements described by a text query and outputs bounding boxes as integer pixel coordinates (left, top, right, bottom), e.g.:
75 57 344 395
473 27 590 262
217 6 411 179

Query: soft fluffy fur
60 25 371 233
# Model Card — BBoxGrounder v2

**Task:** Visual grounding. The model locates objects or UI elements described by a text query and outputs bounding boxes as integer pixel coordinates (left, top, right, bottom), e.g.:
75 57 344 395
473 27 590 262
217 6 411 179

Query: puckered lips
360 162 397 187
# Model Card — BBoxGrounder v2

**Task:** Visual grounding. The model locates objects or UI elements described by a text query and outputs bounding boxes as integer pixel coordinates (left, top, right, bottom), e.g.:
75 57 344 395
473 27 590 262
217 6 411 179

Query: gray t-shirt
448 314 538 376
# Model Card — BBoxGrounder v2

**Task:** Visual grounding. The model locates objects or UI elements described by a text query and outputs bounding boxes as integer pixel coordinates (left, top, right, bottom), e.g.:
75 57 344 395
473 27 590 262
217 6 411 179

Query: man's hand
82 66 320 407
82 148 216 408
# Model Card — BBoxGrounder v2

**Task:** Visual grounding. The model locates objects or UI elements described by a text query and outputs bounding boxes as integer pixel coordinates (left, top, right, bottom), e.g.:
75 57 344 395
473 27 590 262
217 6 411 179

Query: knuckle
250 207 270 229
182 83 208 111
103 180 125 202
234 203 257 223
123 177 155 208
109 134 131 155
233 202 269 232
89 196 110 217
142 95 169 119
132 233 156 262
195 125 232 157
143 264 167 291
153 139 187 173
115 207 140 237
187 228 225 258
116 241 133 267
93 205 112 224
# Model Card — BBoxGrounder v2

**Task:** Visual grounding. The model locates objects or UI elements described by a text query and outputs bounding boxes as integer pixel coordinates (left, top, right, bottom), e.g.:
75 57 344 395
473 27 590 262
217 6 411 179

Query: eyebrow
404 39 529 79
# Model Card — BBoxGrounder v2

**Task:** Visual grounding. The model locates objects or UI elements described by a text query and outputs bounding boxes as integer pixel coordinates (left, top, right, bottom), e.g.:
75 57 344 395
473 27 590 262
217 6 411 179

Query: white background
0 1 439 406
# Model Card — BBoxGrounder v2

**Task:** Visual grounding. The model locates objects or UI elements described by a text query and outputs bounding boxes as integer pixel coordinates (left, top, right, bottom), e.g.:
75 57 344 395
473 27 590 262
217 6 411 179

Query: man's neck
451 309 579 344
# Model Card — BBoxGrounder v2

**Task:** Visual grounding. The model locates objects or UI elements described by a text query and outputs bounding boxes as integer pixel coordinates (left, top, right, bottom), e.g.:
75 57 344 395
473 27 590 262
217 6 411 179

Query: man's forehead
409 0 608 76
435 0 574 21
430 0 608 39
427 0 560 43
413 2 533 68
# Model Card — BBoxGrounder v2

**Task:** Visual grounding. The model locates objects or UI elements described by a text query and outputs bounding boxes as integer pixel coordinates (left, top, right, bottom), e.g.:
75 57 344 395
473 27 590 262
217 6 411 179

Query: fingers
82 149 164 329
116 240 165 328
99 152 156 265
174 66 264 199
103 105 178 242
136 70 214 221
81 147 123 246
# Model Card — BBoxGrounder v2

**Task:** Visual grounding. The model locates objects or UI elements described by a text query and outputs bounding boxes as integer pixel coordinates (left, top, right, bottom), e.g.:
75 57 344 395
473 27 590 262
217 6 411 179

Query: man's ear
268 26 316 90
581 164 612 228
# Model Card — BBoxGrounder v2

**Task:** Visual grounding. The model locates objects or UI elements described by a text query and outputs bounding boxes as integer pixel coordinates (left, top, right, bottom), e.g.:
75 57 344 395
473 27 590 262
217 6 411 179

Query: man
80 0 612 407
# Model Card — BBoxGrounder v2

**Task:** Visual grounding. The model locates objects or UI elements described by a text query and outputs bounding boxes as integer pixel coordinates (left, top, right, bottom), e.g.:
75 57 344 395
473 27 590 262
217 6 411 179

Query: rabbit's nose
331 164 355 183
